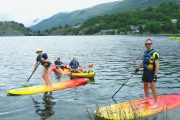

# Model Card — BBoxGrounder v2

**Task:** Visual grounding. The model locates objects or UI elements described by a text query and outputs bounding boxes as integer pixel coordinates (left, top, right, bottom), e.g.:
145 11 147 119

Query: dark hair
145 39 153 44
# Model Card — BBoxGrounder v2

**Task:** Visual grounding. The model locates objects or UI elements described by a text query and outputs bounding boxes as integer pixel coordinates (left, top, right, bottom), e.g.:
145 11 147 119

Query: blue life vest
143 49 156 71
70 60 79 69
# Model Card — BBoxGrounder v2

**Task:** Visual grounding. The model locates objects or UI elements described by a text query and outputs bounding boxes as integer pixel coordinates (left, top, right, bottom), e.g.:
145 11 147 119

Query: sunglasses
145 43 152 46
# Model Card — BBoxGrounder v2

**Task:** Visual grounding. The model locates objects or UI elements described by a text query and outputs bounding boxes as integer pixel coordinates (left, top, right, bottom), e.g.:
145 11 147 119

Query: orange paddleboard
95 94 180 119
7 78 89 95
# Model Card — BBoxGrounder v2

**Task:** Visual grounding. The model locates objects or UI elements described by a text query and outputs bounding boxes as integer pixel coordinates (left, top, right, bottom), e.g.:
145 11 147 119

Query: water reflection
55 74 62 80
88 78 95 84
1 36 179 120
31 92 56 120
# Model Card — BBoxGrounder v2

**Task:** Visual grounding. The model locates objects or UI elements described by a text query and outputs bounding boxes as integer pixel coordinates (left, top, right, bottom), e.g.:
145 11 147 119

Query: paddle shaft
112 73 135 99
26 62 41 84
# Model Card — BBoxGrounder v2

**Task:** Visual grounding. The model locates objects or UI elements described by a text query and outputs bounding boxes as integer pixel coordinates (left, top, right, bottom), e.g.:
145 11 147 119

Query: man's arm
135 60 143 73
154 60 159 75
69 61 73 69
154 52 160 75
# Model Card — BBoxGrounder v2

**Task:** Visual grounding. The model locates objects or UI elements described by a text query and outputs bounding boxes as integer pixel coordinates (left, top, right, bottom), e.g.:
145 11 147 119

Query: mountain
44 2 180 35
79 2 180 35
30 1 121 31
0 21 33 36
31 0 180 31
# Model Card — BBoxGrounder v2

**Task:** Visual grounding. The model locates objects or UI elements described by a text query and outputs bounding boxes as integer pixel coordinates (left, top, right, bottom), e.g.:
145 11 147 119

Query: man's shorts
142 70 156 83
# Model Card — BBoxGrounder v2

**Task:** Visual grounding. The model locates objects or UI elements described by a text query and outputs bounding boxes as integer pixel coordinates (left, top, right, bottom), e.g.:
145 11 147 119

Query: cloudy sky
0 0 119 26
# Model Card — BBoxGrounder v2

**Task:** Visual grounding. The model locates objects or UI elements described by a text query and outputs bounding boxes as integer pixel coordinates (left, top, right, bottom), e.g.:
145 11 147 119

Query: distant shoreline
0 34 180 37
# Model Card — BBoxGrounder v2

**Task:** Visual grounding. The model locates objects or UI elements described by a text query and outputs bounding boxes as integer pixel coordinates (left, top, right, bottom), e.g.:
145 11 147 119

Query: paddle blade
88 64 94 68
23 83 30 87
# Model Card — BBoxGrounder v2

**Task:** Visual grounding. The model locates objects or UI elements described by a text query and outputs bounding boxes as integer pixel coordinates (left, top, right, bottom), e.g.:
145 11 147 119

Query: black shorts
42 62 51 69
142 70 156 83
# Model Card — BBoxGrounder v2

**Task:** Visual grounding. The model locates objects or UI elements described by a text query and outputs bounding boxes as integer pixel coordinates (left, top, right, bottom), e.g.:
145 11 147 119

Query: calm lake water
0 36 179 120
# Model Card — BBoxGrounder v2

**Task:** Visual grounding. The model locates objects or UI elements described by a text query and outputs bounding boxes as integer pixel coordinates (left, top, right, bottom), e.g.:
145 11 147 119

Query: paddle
70 64 94 71
82 64 94 73
25 62 41 85
112 72 136 101
88 64 94 68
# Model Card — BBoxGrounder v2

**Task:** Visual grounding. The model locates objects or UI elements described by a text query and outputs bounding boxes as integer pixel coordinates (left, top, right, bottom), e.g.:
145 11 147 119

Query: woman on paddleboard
135 39 160 108
35 48 52 87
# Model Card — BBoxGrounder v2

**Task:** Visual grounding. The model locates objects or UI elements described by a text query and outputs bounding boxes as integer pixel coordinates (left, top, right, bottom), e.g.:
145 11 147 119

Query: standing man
35 48 52 87
135 39 160 108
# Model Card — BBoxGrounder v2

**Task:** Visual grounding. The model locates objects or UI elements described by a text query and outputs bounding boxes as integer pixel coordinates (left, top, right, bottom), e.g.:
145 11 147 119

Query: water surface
0 35 179 120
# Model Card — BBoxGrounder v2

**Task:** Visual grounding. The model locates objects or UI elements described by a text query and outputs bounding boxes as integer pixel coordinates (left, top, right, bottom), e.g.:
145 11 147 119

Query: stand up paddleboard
95 94 180 119
7 78 89 95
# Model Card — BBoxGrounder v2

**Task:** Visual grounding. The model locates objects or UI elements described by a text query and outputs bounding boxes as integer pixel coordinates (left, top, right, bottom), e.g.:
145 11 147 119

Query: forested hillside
44 2 180 35
31 0 180 31
0 21 33 36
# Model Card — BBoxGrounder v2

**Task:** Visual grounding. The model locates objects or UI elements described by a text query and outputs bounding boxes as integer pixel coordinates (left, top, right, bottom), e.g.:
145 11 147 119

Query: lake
0 35 179 120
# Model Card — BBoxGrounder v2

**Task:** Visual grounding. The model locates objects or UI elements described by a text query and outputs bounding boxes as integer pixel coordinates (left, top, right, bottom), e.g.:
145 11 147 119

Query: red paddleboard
95 94 180 119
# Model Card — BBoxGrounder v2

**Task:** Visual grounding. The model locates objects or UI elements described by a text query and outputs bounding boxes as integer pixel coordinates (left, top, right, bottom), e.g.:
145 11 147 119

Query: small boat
71 71 95 78
169 36 180 40
61 68 95 78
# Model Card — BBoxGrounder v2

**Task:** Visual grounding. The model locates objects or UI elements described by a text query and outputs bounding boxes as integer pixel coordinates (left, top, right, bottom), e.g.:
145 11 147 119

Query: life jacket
71 60 79 69
37 53 51 68
143 49 156 71
55 60 63 66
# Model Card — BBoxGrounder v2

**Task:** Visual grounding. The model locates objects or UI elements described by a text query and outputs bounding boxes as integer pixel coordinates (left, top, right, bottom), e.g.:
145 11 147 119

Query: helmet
36 48 43 53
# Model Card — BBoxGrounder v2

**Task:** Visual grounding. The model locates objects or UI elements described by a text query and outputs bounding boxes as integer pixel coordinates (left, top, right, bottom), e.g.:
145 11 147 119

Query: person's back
54 57 64 68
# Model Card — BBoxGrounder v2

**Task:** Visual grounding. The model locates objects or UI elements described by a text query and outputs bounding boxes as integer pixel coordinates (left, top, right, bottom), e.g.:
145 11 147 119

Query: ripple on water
0 36 179 120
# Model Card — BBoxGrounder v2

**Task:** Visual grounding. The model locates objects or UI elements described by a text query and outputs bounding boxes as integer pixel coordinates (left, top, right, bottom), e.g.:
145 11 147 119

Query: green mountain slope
0 21 33 36
31 0 180 31
80 2 180 34
45 2 180 35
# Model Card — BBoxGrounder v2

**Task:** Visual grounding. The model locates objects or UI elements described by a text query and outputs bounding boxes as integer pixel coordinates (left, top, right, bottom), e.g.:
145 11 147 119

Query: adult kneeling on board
35 48 52 87
135 39 160 108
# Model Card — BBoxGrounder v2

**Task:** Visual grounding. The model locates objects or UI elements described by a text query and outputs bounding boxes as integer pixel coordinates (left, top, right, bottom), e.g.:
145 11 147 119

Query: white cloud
0 0 119 26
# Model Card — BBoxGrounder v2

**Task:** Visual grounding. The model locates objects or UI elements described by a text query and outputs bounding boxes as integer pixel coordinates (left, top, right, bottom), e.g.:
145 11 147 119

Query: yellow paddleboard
7 78 89 95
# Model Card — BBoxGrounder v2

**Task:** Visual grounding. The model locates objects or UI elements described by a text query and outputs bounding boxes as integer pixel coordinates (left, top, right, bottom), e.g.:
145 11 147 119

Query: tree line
43 2 180 35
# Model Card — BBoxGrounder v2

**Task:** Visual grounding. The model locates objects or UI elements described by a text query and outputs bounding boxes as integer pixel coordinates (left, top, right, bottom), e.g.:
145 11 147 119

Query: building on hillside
171 19 178 24
129 25 145 34
100 29 118 35
71 25 81 29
